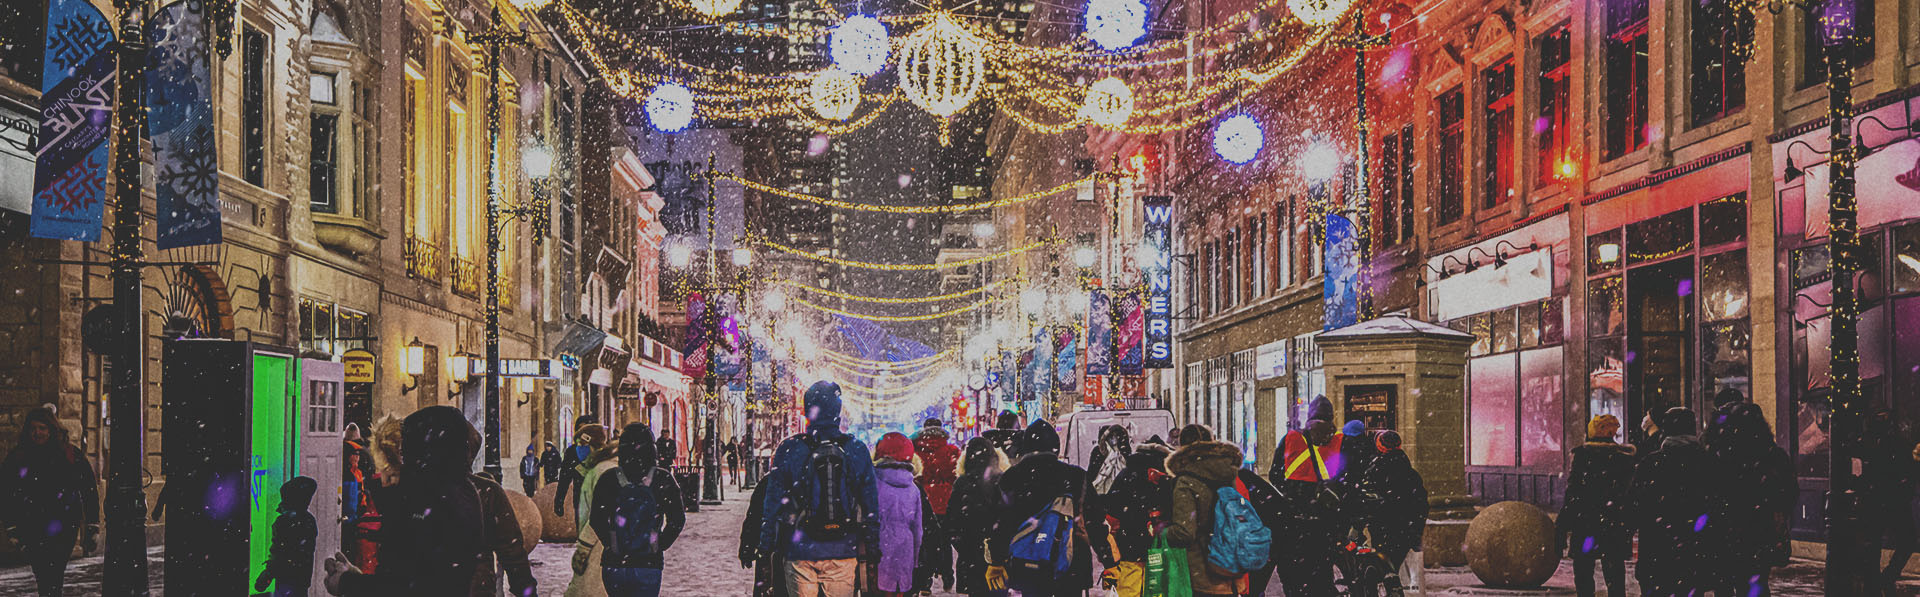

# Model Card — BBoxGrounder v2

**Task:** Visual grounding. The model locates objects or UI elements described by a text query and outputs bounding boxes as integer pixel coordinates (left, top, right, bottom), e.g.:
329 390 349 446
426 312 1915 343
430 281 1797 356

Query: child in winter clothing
256 476 319 596
873 432 945 596
521 444 543 496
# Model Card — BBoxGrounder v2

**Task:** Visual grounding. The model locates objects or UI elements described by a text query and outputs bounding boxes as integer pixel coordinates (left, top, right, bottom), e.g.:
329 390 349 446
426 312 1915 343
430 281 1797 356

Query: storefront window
1628 209 1693 265
1589 276 1624 337
1468 313 1492 356
1700 194 1746 247
1589 228 1623 275
1894 224 1920 295
1469 353 1518 466
1520 347 1565 466
1701 249 1749 322
1541 297 1565 345
1860 231 1885 303
1491 309 1518 354
1702 321 1751 401
1518 301 1542 349
1792 244 1830 287
1588 339 1626 438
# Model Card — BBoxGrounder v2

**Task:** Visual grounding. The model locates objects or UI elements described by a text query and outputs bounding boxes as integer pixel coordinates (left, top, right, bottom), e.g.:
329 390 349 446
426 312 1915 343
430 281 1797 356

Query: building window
1456 299 1566 468
1437 88 1465 224
1278 201 1294 288
1380 132 1401 247
299 298 372 357
241 26 268 186
1536 26 1571 186
1254 214 1268 295
1483 58 1515 210
310 73 339 214
1691 0 1748 126
1799 0 1874 88
1398 124 1414 241
1604 0 1649 158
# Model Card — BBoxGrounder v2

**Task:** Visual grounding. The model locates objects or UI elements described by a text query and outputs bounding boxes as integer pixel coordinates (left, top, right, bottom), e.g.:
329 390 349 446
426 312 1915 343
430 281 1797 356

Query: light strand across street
791 295 997 322
776 276 1017 304
756 237 1059 271
719 171 1101 213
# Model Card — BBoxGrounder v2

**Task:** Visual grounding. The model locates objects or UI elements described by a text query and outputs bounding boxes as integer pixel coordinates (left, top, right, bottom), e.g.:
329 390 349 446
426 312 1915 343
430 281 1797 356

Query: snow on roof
1318 316 1474 341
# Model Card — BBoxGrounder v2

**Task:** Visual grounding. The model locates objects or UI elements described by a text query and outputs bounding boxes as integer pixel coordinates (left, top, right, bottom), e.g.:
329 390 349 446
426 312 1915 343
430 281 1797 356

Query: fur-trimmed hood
1166 440 1241 485
1574 440 1637 456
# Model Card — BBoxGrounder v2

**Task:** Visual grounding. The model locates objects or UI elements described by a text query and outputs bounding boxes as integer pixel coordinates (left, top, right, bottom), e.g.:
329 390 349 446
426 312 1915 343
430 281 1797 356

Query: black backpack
793 434 859 539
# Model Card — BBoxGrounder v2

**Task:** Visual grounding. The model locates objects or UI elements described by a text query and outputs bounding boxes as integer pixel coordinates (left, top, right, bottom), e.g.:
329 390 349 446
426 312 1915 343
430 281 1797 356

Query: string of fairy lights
519 0 1360 145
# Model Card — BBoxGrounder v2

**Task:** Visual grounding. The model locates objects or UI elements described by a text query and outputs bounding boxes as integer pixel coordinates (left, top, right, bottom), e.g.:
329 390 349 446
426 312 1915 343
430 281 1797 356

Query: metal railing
452 256 482 298
405 235 442 280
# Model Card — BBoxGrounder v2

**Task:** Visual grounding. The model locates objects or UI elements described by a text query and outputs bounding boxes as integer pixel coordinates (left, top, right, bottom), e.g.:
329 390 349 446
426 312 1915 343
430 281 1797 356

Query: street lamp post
1340 17 1389 320
1815 1 1864 591
105 0 152 590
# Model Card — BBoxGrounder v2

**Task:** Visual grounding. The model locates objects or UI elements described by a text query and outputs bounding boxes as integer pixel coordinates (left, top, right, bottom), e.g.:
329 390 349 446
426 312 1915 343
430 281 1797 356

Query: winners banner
30 0 115 240
1142 196 1174 369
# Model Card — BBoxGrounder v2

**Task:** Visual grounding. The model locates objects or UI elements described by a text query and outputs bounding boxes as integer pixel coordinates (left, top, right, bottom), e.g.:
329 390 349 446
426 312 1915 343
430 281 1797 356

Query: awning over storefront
551 320 608 362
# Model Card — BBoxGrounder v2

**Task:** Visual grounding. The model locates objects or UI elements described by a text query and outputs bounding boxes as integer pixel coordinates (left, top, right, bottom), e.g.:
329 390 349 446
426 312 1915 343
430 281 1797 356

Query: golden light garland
756 237 1059 271
822 348 957 368
793 295 997 322
808 69 863 121
827 358 949 380
540 0 1361 136
720 171 1100 213
777 277 1017 304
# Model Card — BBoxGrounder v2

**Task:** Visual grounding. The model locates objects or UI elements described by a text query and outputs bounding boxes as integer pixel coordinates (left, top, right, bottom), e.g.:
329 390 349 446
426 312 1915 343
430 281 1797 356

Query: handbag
1105 561 1145 597
1145 534 1193 597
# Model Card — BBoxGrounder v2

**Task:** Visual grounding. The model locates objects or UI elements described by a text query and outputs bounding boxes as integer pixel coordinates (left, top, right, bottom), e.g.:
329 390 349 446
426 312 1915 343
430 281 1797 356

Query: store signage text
1143 195 1174 369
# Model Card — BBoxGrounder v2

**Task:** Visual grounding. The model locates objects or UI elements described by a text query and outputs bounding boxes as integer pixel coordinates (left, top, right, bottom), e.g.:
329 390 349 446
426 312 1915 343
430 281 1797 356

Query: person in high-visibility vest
1269 396 1342 597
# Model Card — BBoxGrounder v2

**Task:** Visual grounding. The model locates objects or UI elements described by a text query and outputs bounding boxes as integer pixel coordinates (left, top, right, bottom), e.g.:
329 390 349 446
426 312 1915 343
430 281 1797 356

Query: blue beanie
804 381 843 429
1342 420 1368 437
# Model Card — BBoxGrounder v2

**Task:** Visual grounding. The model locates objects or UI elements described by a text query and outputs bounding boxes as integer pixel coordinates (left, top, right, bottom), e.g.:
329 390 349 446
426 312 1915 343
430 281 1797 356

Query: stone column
1316 316 1476 566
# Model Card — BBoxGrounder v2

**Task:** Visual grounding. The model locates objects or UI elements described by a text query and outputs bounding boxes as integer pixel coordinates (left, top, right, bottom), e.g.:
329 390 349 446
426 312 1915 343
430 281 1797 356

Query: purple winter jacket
875 462 924 592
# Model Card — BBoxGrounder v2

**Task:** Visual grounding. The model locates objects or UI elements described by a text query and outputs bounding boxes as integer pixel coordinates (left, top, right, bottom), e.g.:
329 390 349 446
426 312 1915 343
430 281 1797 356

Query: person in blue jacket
758 381 881 597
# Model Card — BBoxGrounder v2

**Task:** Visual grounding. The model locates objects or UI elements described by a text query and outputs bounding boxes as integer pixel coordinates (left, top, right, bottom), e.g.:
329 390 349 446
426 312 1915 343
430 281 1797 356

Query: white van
1057 409 1176 469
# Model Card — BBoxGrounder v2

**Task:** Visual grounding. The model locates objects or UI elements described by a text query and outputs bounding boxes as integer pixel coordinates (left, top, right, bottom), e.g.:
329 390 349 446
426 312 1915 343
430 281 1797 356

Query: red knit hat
875 432 915 462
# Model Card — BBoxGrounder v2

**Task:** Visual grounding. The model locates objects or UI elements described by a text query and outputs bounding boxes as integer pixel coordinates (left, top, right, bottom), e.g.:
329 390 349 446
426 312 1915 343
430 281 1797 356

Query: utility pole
1820 0 1864 591
473 9 529 480
701 154 725 505
105 0 150 591
1341 16 1388 321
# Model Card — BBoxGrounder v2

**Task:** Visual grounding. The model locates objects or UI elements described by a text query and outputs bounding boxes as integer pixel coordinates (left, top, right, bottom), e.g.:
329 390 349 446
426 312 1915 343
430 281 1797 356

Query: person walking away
590 423 687 597
950 437 1011 596
464 425 538 596
1270 398 1345 597
874 432 946 595
984 411 1023 457
657 432 679 470
1087 425 1134 497
912 418 961 590
758 381 881 597
1865 410 1920 595
1556 415 1634 597
521 444 543 496
0 407 98 597
1165 426 1265 597
1087 441 1174 593
564 425 622 597
740 472 792 597
323 406 491 595
987 420 1093 597
1355 430 1426 596
255 477 319 596
1706 403 1796 597
727 440 743 486
556 425 610 517
543 441 564 485
1629 407 1717 596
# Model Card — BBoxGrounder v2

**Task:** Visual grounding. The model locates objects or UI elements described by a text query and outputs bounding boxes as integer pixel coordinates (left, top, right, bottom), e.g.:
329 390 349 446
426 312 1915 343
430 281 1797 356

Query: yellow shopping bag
1102 561 1146 597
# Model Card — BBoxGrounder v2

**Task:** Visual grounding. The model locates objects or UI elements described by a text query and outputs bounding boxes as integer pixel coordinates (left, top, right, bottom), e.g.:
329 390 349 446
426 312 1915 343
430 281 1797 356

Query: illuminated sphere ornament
1085 0 1147 50
1079 76 1134 128
1287 0 1352 26
645 82 695 132
688 0 744 17
1212 114 1264 164
809 69 863 121
831 16 890 76
900 15 986 118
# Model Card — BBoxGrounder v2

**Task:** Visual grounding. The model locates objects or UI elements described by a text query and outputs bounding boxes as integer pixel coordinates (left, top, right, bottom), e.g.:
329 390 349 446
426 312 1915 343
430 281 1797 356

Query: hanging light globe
899 15 986 118
1212 114 1263 164
809 69 863 121
687 0 744 17
1287 0 1352 27
831 15 890 77
1078 76 1134 128
645 82 696 133
1084 0 1147 50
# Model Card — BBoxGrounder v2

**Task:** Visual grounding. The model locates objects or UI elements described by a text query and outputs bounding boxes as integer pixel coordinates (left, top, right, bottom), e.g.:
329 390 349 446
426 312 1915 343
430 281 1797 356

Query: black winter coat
264 509 317 588
1707 433 1795 568
1085 446 1174 565
0 442 98 544
1558 441 1636 559
990 452 1092 592
740 477 789 597
948 472 1001 595
1354 449 1426 555
1629 434 1719 589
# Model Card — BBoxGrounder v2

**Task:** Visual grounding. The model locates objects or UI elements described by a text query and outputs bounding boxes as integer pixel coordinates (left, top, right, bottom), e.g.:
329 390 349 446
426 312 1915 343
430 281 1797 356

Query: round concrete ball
1464 500 1558 588
505 489 544 551
535 482 579 542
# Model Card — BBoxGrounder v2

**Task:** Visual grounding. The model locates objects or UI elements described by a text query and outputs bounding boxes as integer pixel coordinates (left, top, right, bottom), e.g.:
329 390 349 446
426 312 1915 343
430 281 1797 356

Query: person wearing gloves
949 437 1011 596
759 381 882 597
589 423 687 596
986 420 1092 597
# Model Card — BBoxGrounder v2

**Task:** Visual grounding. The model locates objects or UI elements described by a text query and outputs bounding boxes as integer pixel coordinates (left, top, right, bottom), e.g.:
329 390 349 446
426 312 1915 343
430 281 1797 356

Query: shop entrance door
299 359 346 590
1627 257 1693 440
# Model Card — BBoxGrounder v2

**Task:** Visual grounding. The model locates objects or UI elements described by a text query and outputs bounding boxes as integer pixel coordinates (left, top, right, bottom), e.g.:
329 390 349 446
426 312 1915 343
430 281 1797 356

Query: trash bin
674 467 701 512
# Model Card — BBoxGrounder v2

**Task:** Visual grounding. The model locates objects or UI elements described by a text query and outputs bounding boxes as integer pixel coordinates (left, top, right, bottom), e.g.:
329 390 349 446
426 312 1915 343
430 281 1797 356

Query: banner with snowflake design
148 1 222 249
30 0 114 240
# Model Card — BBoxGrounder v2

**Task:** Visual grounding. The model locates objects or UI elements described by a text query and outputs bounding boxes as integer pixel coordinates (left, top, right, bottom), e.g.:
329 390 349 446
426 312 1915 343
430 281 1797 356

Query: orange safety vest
1279 430 1343 482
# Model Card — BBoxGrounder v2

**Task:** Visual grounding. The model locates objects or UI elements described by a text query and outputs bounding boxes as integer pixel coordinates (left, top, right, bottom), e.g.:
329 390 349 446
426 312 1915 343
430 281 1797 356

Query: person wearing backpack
589 423 686 597
759 381 881 597
986 420 1092 597
1354 430 1426 597
1166 426 1268 597
1087 441 1173 594
1269 412 1345 597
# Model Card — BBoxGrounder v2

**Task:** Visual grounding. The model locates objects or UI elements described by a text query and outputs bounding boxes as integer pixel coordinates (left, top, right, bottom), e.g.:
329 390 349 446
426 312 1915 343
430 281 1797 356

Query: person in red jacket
911 418 962 591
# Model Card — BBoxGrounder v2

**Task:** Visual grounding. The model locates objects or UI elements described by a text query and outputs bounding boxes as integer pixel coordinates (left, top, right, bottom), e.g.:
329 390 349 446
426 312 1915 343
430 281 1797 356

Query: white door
300 359 346 591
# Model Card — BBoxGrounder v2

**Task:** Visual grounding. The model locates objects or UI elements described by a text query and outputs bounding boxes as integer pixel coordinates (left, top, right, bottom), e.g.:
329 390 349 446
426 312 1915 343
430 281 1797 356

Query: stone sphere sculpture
505 490 543 550
536 482 578 542
1463 500 1558 588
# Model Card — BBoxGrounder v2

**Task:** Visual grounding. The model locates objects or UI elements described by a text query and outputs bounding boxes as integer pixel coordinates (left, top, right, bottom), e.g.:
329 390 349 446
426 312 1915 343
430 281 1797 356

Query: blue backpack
606 468 667 557
1206 485 1272 574
1008 496 1076 584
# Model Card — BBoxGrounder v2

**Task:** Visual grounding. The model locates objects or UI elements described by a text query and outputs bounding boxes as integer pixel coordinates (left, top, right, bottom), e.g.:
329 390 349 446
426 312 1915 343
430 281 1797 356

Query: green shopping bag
1144 534 1193 597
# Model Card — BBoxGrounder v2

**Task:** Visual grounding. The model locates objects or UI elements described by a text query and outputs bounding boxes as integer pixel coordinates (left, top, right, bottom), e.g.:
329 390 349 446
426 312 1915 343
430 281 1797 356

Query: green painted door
250 353 298 593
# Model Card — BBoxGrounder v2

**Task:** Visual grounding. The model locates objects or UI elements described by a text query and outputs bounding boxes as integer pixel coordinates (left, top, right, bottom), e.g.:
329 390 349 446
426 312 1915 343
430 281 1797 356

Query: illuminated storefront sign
1143 195 1174 369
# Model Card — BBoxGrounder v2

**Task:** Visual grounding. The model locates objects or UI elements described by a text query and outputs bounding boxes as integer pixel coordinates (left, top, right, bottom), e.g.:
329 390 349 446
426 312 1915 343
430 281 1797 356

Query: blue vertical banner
1116 291 1144 375
1029 327 1053 399
148 0 223 249
1142 196 1175 368
1086 289 1112 376
1054 328 1077 387
1324 213 1361 331
30 0 115 240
